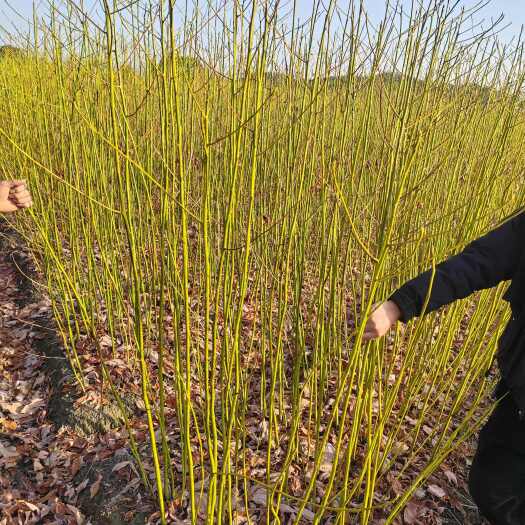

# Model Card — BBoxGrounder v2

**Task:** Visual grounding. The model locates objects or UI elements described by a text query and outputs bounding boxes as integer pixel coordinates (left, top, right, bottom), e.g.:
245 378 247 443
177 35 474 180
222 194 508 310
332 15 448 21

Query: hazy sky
0 1 523 46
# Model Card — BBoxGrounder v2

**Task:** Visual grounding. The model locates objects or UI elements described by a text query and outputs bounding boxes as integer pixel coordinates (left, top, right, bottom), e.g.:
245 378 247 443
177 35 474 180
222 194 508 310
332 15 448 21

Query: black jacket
389 211 525 409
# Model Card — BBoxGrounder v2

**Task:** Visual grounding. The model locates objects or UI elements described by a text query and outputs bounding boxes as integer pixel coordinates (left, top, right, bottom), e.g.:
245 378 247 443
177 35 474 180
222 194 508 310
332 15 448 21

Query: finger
12 193 32 203
9 179 27 187
10 186 29 195
10 183 28 191
15 198 33 207
11 190 30 200
363 331 376 341
11 191 31 200
9 182 27 192
16 194 32 201
366 320 376 331
13 195 31 205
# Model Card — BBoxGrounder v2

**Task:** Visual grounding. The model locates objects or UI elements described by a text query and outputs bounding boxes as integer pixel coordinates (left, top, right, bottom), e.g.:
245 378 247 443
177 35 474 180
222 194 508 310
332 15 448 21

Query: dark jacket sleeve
389 211 525 323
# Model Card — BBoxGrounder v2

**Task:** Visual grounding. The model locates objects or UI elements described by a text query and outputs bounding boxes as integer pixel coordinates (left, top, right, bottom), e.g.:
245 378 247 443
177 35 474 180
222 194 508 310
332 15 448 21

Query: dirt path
0 251 88 521
0 234 149 524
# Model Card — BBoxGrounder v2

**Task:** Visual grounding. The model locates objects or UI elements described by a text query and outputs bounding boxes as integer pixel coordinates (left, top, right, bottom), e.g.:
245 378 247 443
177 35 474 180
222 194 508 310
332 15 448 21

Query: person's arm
0 180 32 213
391 212 524 322
364 211 525 340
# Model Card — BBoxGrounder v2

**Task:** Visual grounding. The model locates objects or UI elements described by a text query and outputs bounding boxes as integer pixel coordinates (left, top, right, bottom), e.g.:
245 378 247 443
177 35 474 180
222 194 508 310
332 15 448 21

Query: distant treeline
0 44 498 105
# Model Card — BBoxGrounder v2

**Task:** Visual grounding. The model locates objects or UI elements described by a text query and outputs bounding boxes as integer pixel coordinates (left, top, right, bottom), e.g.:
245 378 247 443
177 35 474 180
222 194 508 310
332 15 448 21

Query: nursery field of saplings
1 0 525 523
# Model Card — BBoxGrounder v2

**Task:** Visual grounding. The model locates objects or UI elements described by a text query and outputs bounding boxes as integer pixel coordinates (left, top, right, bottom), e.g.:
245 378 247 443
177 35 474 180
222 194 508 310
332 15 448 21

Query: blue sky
0 1 524 46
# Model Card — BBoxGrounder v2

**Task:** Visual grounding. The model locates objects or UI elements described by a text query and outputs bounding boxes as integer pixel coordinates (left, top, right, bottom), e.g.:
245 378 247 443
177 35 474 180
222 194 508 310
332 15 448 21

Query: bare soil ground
0 227 150 524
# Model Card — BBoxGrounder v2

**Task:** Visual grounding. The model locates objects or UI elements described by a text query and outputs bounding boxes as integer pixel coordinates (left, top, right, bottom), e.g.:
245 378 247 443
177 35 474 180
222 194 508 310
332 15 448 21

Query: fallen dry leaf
0 442 19 459
428 484 446 498
90 474 103 499
20 398 45 415
443 469 458 485
403 502 420 524
320 443 335 473
112 460 131 473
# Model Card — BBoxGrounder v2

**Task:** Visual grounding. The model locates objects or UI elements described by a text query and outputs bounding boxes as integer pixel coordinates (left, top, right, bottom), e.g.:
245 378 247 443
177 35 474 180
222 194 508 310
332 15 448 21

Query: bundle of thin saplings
1 0 525 523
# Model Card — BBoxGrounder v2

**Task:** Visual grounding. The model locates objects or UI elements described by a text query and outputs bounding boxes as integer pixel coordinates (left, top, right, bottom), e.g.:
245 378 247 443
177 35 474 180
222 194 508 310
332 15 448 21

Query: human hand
0 180 33 213
363 301 402 341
